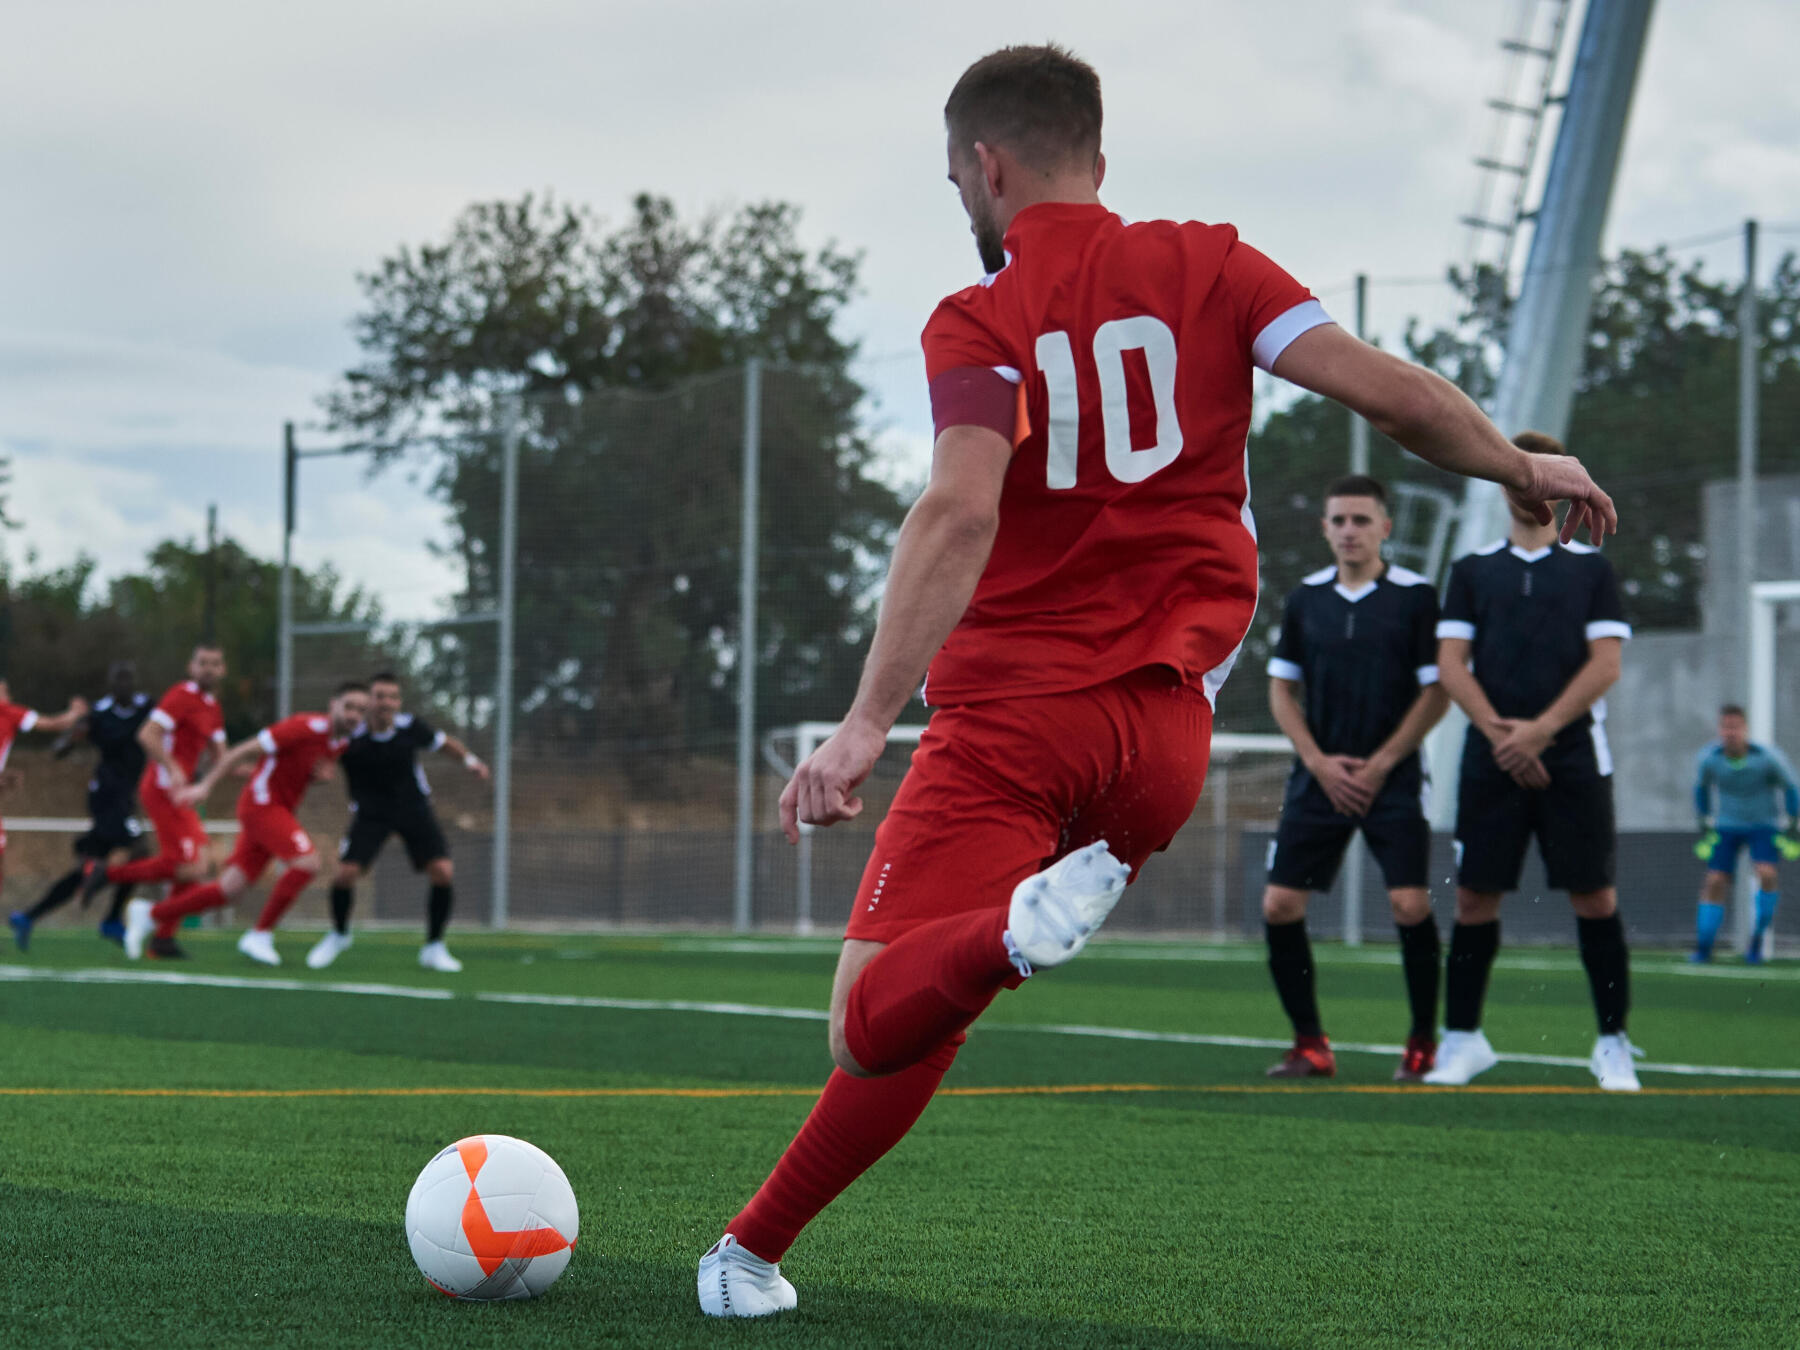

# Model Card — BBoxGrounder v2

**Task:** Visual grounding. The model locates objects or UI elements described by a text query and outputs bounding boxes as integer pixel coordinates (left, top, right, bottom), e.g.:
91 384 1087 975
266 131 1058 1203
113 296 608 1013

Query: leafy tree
326 194 904 791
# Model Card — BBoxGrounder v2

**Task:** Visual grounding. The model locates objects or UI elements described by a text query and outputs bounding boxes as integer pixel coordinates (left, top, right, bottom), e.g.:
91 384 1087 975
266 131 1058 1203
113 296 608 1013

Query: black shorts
339 805 448 871
1266 776 1431 892
74 791 144 859
1455 764 1616 894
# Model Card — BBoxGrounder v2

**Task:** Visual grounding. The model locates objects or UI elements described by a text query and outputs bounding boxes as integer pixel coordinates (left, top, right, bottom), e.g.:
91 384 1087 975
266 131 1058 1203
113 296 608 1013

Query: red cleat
1266 1034 1336 1078
1393 1035 1437 1082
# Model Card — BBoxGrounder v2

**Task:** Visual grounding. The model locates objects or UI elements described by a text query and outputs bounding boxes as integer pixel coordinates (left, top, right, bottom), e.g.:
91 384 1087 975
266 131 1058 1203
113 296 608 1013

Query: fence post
490 400 521 929
733 359 764 933
278 422 296 717
1734 220 1760 955
1341 274 1370 946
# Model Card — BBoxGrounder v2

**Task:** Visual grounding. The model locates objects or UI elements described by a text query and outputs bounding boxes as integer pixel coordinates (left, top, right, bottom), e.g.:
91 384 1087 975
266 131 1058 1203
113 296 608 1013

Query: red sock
255 868 313 931
109 855 178 888
728 1035 962 1261
842 907 1020 1076
152 882 227 938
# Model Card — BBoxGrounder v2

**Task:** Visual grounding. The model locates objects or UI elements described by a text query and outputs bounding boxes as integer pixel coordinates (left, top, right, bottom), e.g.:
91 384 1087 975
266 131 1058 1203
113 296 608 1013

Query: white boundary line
2 965 1795 1081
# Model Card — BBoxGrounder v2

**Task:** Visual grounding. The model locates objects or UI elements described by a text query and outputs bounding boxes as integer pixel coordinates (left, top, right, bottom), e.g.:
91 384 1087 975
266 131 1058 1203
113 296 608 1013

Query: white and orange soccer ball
405 1134 579 1300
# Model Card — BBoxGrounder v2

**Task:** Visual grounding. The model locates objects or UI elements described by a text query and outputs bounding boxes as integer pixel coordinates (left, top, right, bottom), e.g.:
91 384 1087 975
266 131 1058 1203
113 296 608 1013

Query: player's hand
1507 453 1617 547
1350 754 1393 805
1694 828 1720 861
173 779 210 808
1490 718 1554 775
163 764 189 791
67 696 89 717
1508 757 1551 790
1311 754 1373 818
779 716 887 844
312 761 337 783
467 758 491 782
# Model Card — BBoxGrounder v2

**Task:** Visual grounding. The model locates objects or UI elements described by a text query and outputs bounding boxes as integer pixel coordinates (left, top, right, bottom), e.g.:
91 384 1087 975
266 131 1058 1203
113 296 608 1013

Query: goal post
1746 579 1800 958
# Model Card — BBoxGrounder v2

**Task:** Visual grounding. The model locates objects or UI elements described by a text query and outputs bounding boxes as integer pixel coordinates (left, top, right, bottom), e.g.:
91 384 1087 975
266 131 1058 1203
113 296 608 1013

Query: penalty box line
3 964 1797 1083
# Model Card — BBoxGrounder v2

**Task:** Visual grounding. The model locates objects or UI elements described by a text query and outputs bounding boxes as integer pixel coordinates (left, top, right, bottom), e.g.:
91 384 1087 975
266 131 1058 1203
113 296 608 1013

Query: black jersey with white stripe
1438 540 1631 772
340 713 446 813
87 693 151 798
1268 563 1440 785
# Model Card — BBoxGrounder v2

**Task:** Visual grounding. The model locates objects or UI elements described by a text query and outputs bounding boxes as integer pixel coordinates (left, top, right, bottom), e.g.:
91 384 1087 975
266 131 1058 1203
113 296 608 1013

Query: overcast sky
3 0 1796 618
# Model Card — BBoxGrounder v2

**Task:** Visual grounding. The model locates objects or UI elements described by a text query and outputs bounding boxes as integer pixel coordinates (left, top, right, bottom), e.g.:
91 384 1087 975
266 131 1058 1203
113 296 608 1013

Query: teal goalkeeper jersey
1693 742 1800 830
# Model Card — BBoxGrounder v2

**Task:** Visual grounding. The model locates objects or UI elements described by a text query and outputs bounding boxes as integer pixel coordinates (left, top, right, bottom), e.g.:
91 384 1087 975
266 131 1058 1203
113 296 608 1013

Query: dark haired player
9 661 149 949
695 45 1616 1317
123 682 370 966
305 672 489 974
1428 431 1637 1090
1261 476 1448 1081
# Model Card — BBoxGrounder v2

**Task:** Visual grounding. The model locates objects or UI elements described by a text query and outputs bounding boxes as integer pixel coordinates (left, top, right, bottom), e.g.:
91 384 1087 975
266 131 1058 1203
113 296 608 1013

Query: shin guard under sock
1265 919 1323 1038
1577 912 1630 1035
255 868 314 932
728 1035 962 1262
427 884 453 943
1396 915 1442 1039
1444 920 1500 1032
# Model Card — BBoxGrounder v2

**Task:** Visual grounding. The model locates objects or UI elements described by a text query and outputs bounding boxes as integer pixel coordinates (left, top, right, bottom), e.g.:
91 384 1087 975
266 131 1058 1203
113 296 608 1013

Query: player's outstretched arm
778 424 1010 843
31 698 89 737
1271 326 1617 546
437 734 490 781
177 736 263 807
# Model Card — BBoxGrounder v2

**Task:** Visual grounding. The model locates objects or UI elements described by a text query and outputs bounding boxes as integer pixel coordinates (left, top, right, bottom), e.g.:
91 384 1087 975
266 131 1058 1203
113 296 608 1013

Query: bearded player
696 44 1619 1317
122 682 369 966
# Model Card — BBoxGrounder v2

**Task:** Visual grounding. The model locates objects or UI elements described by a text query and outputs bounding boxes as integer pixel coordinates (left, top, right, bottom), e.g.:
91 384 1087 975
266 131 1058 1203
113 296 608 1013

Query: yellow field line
2 1084 1797 1099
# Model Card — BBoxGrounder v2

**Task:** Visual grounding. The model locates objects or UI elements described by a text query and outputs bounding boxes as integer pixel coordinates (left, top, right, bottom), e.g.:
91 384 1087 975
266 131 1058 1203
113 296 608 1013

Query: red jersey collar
1002 200 1113 245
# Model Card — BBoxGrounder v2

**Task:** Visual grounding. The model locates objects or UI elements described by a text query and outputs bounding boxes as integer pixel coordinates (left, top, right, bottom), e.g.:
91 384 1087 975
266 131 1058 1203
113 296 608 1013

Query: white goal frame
1745 580 1800 957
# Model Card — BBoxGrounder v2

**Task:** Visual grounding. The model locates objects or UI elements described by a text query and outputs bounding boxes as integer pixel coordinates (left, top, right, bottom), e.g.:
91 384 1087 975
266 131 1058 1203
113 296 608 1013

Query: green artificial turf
0 929 1795 1348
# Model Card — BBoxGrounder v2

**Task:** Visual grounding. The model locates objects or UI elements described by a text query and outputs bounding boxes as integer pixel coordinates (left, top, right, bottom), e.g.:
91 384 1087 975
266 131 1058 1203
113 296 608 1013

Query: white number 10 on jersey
1034 315 1183 488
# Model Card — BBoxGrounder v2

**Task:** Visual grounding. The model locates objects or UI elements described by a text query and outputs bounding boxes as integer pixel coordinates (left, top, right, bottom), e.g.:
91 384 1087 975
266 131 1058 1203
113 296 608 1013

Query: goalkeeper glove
1694 828 1720 861
1778 831 1800 863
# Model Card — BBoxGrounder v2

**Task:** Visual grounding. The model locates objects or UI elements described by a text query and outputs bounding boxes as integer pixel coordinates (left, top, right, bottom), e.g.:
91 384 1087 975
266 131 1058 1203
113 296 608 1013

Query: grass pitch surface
1 928 1795 1348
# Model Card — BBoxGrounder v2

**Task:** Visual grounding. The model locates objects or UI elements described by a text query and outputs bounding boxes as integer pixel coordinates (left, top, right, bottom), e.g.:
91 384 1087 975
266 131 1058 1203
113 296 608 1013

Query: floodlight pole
733 359 764 933
490 402 521 929
1737 220 1759 692
278 422 297 718
1341 273 1371 944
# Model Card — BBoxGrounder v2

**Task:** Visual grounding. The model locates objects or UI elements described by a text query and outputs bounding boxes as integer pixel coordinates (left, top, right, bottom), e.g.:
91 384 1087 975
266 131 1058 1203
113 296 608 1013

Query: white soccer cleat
1003 841 1130 975
1421 1029 1500 1085
697 1234 797 1318
306 931 352 970
1590 1032 1643 1092
418 941 462 973
122 899 156 961
237 928 281 967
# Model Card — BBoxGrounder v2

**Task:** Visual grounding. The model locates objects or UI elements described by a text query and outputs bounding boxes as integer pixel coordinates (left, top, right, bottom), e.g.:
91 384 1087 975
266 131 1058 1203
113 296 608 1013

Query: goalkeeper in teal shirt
1692 704 1800 963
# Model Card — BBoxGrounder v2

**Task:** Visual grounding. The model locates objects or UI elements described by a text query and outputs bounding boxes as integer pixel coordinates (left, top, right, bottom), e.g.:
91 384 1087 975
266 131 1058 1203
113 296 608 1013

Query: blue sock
1753 890 1780 938
1696 901 1726 954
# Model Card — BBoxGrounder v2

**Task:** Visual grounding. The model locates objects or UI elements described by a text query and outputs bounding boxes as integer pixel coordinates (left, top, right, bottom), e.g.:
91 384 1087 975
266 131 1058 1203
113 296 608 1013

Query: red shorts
229 804 315 882
142 781 212 865
845 667 1214 944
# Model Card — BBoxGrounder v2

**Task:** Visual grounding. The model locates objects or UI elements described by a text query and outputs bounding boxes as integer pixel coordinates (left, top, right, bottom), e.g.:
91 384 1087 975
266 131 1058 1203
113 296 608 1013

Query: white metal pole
1209 761 1228 939
1349 273 1370 476
1341 273 1370 945
733 359 764 933
278 422 296 718
1746 582 1791 958
490 401 521 929
1738 220 1760 693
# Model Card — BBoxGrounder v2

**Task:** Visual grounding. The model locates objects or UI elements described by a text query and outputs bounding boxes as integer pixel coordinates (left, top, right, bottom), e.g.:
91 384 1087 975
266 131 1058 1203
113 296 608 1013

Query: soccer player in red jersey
79 644 230 955
0 680 88 896
122 682 370 966
697 45 1619 1317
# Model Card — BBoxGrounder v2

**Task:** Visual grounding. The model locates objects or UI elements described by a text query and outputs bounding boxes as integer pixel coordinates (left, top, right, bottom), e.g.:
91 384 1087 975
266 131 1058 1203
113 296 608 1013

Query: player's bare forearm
1370 684 1451 772
1529 639 1623 739
34 704 87 736
1268 679 1324 769
1435 639 1503 734
440 734 489 778
191 738 261 801
139 720 176 770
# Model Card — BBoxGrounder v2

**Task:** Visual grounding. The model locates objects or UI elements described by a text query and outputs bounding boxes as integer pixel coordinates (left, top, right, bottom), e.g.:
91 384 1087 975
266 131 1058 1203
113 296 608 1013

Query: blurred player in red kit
697 44 1619 1316
0 679 88 894
123 681 370 967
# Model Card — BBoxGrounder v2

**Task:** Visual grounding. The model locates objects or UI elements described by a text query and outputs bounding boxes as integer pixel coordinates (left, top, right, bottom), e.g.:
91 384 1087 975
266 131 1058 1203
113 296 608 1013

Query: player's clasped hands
779 718 888 844
1311 753 1375 818
1488 717 1553 789
1508 453 1619 547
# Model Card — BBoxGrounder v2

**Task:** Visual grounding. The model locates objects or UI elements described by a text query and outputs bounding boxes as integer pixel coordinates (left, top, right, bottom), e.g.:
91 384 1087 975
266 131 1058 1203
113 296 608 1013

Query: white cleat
418 941 462 973
1003 841 1130 976
306 930 352 970
237 929 281 967
698 1234 796 1318
122 899 155 961
1421 1029 1500 1085
1590 1032 1643 1092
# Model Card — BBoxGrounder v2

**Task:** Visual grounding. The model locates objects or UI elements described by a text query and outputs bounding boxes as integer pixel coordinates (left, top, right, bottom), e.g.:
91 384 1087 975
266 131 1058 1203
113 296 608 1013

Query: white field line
2 964 1793 1082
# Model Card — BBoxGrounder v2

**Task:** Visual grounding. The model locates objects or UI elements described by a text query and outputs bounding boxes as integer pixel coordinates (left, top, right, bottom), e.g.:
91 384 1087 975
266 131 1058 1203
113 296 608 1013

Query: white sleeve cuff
1586 620 1632 641
150 708 176 730
431 732 448 751
1437 620 1476 641
256 728 277 754
1416 664 1441 687
1252 300 1334 372
213 729 228 743
19 710 38 732
1267 657 1303 681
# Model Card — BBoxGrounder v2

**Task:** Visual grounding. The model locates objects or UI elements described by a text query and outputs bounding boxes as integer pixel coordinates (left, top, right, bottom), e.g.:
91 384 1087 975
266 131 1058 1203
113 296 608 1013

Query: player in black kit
9 661 151 948
1259 477 1450 1082
1427 432 1638 1091
304 672 489 973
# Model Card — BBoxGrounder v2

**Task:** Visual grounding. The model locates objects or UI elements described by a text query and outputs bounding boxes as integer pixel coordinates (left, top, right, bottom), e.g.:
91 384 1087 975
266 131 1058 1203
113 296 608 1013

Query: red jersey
241 713 347 813
148 682 227 787
920 202 1325 707
0 701 40 771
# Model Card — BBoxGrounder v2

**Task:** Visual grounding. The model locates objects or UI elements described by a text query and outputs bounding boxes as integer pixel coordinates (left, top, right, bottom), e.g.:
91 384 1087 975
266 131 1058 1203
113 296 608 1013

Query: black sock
25 869 84 921
329 886 354 935
427 885 453 943
1265 919 1323 1038
1577 912 1630 1035
1396 915 1441 1039
1444 920 1500 1032
104 884 134 923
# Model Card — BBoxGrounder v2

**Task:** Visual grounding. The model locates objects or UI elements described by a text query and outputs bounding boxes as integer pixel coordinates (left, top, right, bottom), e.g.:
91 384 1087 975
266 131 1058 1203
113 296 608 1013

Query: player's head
1508 431 1567 525
1321 475 1392 568
108 659 138 700
944 44 1104 273
1719 704 1749 756
330 679 371 735
188 643 225 691
368 672 403 728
